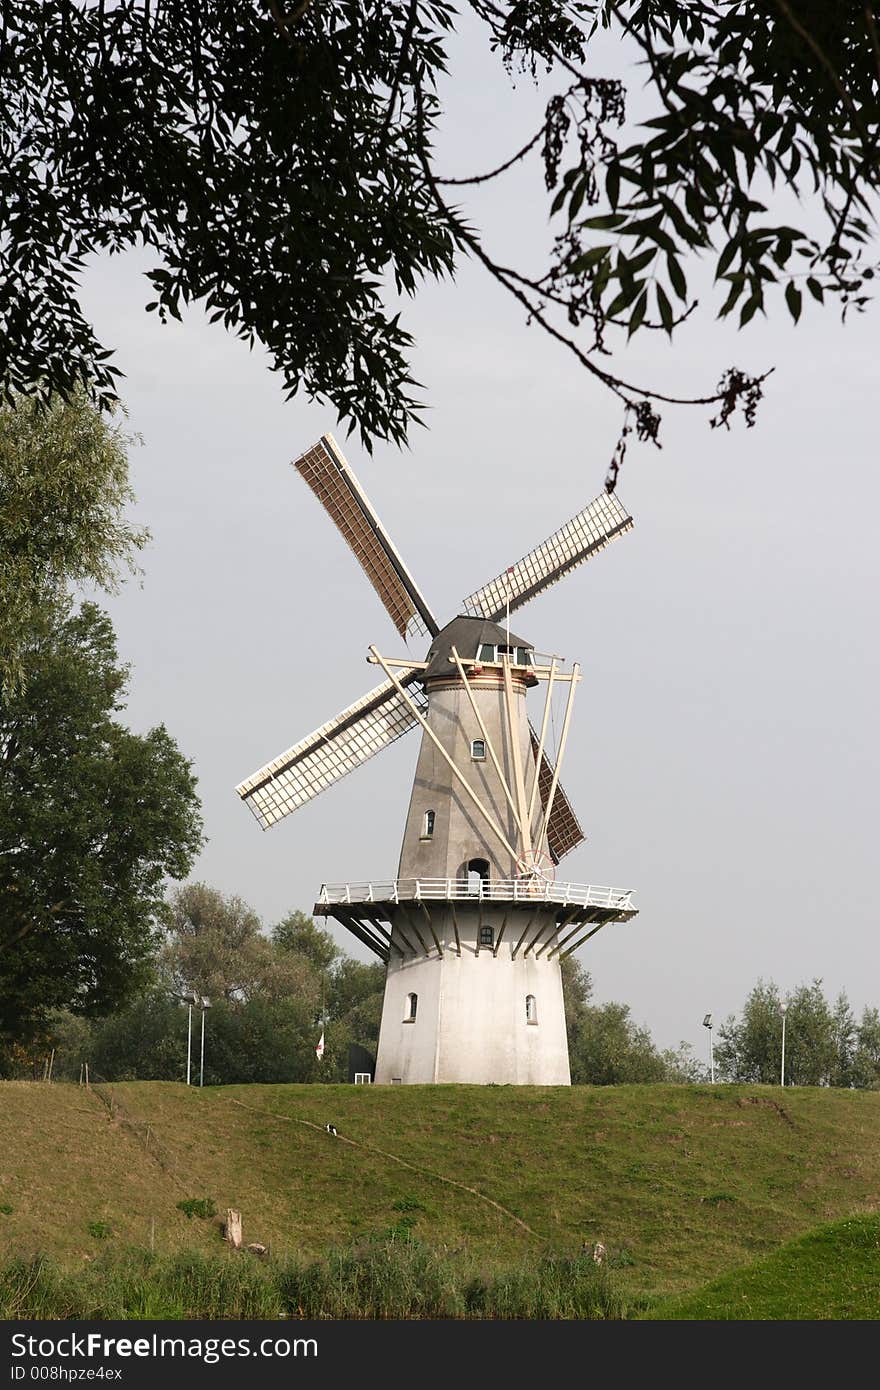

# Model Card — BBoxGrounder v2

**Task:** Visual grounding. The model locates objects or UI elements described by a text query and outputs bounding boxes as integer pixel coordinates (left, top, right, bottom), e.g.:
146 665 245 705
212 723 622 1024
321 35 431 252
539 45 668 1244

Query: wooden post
84 1062 89 1088
225 1209 243 1249
556 920 609 960
535 907 579 959
511 910 538 960
420 901 443 956
450 902 462 956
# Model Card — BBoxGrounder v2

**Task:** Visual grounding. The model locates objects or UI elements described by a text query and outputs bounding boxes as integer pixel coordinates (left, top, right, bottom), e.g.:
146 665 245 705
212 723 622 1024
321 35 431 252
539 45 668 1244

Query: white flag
315 1031 325 1060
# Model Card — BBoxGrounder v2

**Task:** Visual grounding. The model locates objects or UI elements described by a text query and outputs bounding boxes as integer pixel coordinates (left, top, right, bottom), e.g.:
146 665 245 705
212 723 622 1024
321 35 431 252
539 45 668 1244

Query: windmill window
421 809 435 840
479 926 494 948
404 993 418 1023
478 643 495 661
526 994 538 1025
471 738 486 761
516 647 533 666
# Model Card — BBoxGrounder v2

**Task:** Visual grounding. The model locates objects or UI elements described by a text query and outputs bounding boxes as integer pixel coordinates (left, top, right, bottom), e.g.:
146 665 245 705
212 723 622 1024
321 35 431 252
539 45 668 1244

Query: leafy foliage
0 0 457 449
0 602 203 1044
40 889 385 1084
569 1000 667 1084
2 5 878 470
715 978 880 1088
85 991 189 1083
0 390 147 695
176 1198 217 1221
273 911 340 974
163 883 316 1006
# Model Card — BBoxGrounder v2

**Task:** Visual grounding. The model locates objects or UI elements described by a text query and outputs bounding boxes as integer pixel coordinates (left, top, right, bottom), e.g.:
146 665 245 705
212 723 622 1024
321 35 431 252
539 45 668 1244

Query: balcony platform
314 878 637 962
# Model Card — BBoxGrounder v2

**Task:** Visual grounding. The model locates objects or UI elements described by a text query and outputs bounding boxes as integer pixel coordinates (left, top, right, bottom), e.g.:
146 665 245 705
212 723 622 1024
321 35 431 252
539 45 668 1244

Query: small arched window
471 738 486 761
526 994 538 1025
404 993 418 1023
421 809 435 840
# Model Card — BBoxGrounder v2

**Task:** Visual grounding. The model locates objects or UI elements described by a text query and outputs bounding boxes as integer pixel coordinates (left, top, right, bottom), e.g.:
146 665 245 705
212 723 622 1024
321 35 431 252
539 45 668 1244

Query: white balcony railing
317 878 636 913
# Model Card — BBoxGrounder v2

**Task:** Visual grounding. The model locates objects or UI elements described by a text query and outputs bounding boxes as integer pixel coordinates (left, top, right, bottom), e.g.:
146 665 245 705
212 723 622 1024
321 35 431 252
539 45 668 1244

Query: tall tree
715 979 784 1084
715 978 862 1087
273 911 340 974
0 390 147 694
782 981 836 1086
162 882 314 1004
3 4 878 472
0 602 203 1044
851 1007 880 1091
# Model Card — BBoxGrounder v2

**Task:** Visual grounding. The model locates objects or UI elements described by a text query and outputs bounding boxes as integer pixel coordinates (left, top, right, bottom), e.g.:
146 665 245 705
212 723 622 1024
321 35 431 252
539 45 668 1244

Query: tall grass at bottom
0 1242 636 1320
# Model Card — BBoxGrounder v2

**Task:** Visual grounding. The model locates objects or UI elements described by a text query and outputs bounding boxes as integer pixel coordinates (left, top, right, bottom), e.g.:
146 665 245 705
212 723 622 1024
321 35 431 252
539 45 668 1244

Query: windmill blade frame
294 434 439 641
236 670 427 829
529 723 586 865
460 491 633 622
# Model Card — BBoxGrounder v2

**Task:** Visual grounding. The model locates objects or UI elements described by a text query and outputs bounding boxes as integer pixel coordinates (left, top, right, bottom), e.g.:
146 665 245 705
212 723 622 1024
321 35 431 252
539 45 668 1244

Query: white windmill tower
236 434 638 1085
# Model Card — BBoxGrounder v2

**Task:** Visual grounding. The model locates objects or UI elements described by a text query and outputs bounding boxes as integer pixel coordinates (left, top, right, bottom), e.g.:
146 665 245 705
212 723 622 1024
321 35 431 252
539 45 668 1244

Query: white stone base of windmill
373 906 571 1086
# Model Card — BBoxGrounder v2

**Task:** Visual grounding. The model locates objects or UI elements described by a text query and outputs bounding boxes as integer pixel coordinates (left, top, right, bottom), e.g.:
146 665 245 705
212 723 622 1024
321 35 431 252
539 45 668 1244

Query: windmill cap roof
422 615 534 682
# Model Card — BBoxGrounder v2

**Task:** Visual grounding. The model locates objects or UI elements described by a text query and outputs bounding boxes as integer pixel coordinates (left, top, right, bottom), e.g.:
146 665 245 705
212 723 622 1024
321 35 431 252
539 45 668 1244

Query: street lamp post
702 1013 715 1084
780 1002 787 1087
199 998 210 1088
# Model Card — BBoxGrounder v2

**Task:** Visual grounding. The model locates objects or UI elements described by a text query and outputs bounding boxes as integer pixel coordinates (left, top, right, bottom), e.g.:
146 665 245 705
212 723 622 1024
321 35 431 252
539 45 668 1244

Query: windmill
236 434 638 1085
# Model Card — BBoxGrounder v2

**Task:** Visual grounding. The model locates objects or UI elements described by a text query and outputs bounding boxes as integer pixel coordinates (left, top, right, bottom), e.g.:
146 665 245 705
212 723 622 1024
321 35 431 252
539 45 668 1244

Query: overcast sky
78 15 879 1063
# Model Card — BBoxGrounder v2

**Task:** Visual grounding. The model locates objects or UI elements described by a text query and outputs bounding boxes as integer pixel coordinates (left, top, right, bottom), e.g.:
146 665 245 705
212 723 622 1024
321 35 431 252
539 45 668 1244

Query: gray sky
78 16 879 1063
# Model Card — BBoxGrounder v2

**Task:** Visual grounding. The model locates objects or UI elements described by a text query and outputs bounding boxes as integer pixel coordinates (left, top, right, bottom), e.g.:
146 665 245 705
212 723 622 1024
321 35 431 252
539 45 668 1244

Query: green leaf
569 178 588 221
628 289 648 337
666 254 687 301
785 281 802 323
569 245 612 274
606 281 642 317
656 283 674 335
580 213 627 230
716 239 739 280
606 161 620 211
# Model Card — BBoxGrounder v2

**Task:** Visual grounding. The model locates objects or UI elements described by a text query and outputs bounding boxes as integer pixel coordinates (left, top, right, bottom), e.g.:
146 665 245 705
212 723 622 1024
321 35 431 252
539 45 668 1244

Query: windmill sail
236 671 427 829
461 492 633 621
529 724 585 864
294 435 439 641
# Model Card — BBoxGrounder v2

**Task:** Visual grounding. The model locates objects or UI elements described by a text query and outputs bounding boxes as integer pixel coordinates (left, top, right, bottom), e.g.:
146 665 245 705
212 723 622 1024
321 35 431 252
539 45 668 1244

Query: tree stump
224 1209 243 1249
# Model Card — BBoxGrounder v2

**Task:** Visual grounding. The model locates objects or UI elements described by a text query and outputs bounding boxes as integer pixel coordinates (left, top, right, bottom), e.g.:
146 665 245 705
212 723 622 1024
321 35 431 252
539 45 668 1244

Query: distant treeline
4 884 879 1090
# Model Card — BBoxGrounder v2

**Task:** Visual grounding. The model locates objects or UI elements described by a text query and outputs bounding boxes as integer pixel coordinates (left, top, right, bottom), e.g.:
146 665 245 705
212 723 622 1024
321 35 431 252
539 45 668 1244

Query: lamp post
780 1001 787 1087
185 996 193 1085
702 1013 715 1084
199 997 210 1088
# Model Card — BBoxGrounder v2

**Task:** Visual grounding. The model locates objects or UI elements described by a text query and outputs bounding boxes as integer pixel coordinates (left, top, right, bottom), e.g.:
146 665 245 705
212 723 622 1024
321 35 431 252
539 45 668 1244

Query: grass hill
2 1080 879 1312
639 1213 880 1319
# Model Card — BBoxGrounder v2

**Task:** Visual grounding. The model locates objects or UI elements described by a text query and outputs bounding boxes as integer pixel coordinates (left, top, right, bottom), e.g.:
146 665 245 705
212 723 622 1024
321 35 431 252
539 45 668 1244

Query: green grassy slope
2 1081 879 1298
641 1213 880 1319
